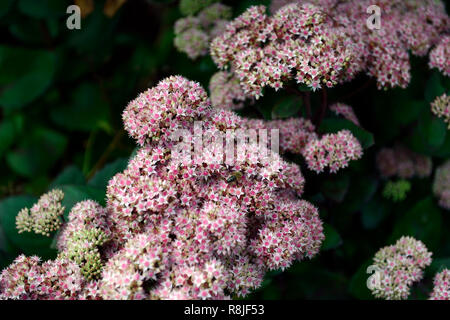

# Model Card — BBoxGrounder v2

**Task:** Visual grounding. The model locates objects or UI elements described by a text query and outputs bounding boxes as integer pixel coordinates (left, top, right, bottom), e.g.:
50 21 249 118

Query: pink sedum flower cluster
250 0 450 91
429 269 450 300
243 117 317 155
302 130 363 173
329 103 360 126
376 145 432 179
305 0 448 89
103 76 323 299
174 3 232 59
431 94 450 129
209 71 249 110
429 35 450 77
433 160 450 210
0 255 100 300
370 236 432 300
210 4 353 97
1 76 325 300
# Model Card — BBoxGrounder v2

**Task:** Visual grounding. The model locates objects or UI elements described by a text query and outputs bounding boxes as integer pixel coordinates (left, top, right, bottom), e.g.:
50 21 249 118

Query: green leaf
427 258 450 277
0 196 56 259
321 173 350 202
18 0 70 19
0 118 16 158
0 0 14 19
319 118 374 149
59 184 106 215
390 197 442 251
426 116 447 149
425 71 445 103
0 46 57 110
49 166 86 189
51 82 111 132
88 158 128 192
322 224 342 250
6 127 67 177
340 176 378 214
271 97 301 119
348 259 375 300
361 197 390 229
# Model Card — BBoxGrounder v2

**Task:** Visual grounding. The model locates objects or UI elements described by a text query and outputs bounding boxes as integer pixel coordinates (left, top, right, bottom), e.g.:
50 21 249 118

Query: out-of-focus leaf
0 0 14 18
0 118 16 158
50 166 86 189
60 184 106 216
0 46 57 110
320 118 374 149
390 197 442 251
340 176 378 214
88 158 128 192
361 197 390 230
0 196 56 259
427 258 450 277
348 259 374 300
271 96 301 119
425 71 445 103
322 224 342 250
18 0 70 18
321 173 350 202
51 82 111 132
9 20 46 44
6 127 67 177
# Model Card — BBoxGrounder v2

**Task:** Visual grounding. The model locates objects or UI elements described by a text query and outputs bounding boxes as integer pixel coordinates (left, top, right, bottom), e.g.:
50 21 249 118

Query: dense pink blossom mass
209 0 449 101
0 76 325 300
429 269 450 300
302 130 363 173
433 160 450 210
429 35 450 77
376 145 432 179
369 236 432 300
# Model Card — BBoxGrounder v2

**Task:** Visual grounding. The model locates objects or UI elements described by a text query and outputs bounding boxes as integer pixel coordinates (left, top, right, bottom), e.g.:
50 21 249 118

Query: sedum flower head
209 71 248 110
431 94 450 129
433 160 450 210
383 180 411 202
429 36 450 77
376 145 432 179
429 269 450 300
16 189 65 237
174 3 231 59
0 255 94 300
2 76 324 300
330 103 360 126
370 236 432 300
122 76 210 146
210 4 353 97
302 130 363 173
243 117 317 155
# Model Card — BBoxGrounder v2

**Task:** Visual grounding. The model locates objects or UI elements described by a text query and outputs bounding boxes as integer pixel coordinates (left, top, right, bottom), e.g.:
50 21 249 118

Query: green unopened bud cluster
61 228 108 280
383 180 411 202
16 189 65 237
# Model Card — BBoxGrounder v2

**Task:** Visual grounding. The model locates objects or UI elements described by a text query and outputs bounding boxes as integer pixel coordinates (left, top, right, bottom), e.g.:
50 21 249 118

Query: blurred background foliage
0 0 449 300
